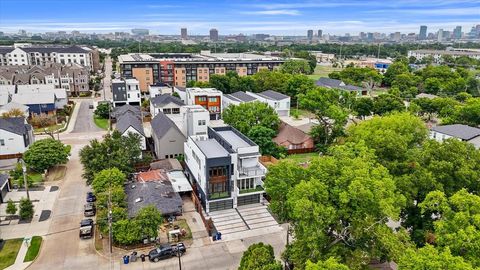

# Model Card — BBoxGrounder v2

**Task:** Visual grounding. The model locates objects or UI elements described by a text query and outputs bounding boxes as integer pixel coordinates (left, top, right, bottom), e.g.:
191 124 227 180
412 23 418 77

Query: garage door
237 194 260 206
209 199 233 212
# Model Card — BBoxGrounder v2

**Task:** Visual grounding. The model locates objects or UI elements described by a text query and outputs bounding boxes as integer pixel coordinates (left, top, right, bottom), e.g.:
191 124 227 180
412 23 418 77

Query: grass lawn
174 219 192 240
0 238 23 270
285 152 320 163
23 236 42 262
307 65 342 80
94 226 103 252
93 116 109 130
33 124 63 133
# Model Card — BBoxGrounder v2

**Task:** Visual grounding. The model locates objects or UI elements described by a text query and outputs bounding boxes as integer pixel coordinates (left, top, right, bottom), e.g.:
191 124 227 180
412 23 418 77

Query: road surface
72 100 103 133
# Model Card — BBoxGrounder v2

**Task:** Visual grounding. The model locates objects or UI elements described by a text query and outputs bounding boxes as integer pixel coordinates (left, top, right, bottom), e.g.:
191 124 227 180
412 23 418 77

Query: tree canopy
23 138 71 172
238 243 282 270
222 101 280 135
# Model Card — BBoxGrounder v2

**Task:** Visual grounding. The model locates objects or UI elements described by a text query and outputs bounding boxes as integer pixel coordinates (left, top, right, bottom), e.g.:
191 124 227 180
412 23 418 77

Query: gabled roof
116 111 145 137
226 91 257 102
273 122 312 145
316 77 343 88
0 102 29 113
0 117 29 135
431 124 480 141
0 47 14 55
151 94 184 107
112 104 141 119
150 111 184 139
257 90 289 101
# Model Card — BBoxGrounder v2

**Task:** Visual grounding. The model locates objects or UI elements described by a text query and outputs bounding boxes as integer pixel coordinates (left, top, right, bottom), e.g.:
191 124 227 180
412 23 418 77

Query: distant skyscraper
317 29 323 38
181 28 187 39
210 28 219 41
419 25 427 40
393 32 401 41
437 29 444 42
307 30 313 40
453 26 462 39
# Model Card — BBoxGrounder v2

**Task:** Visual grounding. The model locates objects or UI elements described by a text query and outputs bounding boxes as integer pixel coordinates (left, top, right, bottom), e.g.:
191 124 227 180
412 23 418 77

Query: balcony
209 191 229 200
238 165 265 178
209 175 227 183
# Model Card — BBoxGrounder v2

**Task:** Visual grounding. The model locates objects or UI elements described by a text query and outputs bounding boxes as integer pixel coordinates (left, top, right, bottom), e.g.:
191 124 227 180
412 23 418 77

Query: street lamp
20 159 30 200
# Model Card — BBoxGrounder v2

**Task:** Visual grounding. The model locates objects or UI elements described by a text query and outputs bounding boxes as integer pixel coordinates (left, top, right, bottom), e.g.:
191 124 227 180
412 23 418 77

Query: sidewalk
64 100 82 134
4 237 33 270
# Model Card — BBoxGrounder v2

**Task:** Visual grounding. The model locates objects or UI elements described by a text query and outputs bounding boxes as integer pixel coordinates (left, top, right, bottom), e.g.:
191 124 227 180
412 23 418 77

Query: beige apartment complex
118 51 285 92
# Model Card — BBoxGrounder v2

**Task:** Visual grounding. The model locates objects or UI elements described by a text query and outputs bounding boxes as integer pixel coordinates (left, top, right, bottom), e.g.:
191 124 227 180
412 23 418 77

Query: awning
167 171 193 193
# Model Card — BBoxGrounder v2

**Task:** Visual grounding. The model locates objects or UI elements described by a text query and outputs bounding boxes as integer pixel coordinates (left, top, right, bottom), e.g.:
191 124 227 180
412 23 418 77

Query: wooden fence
191 186 215 236
286 147 316 155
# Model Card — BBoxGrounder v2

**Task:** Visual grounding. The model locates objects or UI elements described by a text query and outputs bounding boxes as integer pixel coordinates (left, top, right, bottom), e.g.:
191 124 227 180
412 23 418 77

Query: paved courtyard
209 203 282 241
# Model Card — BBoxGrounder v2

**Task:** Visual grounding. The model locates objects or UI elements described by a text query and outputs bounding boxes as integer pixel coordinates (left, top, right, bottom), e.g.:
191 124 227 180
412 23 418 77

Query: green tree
6 199 17 217
112 219 141 245
372 94 405 115
280 59 311 74
80 130 142 183
352 98 374 119
281 142 408 269
305 258 350 270
399 245 476 270
238 243 282 270
448 98 480 126
222 101 280 135
134 205 163 240
298 87 348 150
94 103 110 119
252 70 290 93
285 74 315 103
383 61 409 86
247 126 286 159
23 139 71 172
419 189 480 266
19 198 34 220
209 74 231 93
92 168 126 194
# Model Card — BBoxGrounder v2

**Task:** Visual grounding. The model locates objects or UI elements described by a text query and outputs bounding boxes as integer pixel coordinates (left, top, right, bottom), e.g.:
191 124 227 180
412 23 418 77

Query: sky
0 0 479 35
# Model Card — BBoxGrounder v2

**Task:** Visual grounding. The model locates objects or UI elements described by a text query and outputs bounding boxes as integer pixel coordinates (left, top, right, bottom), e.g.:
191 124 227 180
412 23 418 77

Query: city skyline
0 0 479 35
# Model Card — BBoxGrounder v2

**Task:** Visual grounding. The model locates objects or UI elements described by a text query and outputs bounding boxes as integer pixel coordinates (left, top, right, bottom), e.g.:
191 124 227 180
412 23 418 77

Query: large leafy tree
280 59 312 74
346 112 427 169
92 168 126 194
268 142 408 269
448 98 480 126
305 258 350 270
94 103 110 119
298 87 348 150
112 219 142 245
238 243 282 270
419 189 480 267
383 61 409 86
222 101 280 135
135 205 163 239
80 130 142 184
252 70 290 93
372 94 405 115
23 138 71 172
352 98 374 119
247 126 286 158
399 245 477 270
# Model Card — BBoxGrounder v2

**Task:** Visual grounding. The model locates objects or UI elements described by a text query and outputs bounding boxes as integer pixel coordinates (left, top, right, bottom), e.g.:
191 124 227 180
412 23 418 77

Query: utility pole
177 248 182 270
377 43 381 59
21 159 30 200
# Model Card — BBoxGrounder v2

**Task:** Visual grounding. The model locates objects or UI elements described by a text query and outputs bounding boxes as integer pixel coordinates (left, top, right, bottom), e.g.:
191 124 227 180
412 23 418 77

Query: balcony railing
238 165 265 177
238 186 264 194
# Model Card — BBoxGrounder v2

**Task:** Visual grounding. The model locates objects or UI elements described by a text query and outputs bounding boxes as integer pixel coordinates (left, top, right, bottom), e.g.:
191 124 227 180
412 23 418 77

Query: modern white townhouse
246 90 291 116
185 88 222 120
184 125 266 212
0 117 34 159
112 78 141 107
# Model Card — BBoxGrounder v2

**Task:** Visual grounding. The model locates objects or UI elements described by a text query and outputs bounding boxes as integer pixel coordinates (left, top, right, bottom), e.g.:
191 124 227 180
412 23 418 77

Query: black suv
148 243 186 262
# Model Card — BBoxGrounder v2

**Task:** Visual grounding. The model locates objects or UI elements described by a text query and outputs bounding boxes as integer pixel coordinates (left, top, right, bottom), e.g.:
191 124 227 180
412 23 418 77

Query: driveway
71 101 103 133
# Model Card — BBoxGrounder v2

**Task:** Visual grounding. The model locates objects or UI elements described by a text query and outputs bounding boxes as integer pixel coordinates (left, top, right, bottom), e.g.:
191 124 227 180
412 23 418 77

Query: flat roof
216 130 250 150
195 139 229 158
118 52 285 63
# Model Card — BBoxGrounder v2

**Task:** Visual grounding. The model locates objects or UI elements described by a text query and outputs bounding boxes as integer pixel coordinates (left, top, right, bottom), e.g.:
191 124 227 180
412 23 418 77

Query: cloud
367 7 480 16
241 9 301 16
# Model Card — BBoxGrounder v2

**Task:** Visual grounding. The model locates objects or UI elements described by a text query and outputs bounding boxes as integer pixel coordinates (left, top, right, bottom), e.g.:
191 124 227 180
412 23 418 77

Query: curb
23 235 43 269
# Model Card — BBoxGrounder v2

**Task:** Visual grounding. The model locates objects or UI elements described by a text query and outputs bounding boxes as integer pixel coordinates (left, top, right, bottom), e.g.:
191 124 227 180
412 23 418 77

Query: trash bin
217 232 222 240
140 254 146 262
130 251 137 262
123 255 130 264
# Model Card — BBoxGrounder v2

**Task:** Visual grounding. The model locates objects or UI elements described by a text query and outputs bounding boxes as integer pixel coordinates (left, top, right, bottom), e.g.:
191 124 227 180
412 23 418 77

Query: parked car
84 203 96 217
86 192 96 202
79 219 94 239
148 243 186 262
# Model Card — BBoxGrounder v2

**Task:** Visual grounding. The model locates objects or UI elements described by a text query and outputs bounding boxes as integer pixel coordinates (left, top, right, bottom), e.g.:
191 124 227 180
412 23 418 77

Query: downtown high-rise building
210 28 218 41
437 29 444 42
317 29 323 38
181 28 187 39
453 26 462 39
419 25 427 40
307 29 313 40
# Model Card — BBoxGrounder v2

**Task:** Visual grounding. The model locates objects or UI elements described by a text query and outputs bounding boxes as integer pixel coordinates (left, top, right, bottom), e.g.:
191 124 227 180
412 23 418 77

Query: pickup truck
148 243 186 262
84 203 96 217
79 219 94 239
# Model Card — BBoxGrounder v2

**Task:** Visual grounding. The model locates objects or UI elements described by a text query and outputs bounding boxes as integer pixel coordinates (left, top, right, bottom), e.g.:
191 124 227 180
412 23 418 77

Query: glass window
0 139 4 146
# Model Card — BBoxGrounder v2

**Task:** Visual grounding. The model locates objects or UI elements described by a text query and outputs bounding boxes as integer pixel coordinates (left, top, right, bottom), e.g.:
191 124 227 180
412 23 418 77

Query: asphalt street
72 100 103 133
